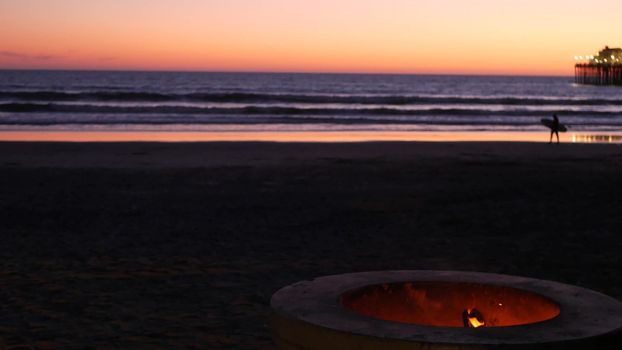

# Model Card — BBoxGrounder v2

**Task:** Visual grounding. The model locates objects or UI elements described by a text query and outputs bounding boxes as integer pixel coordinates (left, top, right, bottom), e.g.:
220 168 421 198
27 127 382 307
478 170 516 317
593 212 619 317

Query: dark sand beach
1 141 622 349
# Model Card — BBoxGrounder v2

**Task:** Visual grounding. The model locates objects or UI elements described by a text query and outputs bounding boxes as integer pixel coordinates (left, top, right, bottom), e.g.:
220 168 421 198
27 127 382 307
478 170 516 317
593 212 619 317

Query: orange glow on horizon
1 0 621 75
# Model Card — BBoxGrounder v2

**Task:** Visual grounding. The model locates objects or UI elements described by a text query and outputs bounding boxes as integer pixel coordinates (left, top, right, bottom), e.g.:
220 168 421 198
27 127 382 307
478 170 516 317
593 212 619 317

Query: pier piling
575 64 622 86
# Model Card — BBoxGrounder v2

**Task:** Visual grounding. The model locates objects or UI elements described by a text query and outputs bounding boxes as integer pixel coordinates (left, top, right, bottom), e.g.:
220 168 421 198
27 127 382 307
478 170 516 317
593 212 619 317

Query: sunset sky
1 0 621 75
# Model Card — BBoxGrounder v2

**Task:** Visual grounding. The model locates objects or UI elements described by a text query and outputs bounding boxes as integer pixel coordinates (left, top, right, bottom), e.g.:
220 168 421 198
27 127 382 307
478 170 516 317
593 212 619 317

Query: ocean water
1 70 621 132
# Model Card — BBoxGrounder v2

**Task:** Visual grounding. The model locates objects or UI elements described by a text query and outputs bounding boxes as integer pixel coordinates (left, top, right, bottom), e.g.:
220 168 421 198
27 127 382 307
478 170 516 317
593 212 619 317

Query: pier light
579 56 583 60
574 56 578 60
612 55 615 59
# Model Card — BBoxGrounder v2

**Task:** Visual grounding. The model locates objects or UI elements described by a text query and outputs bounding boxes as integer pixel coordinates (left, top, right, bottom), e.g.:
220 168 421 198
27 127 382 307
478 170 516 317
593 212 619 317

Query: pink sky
1 0 620 75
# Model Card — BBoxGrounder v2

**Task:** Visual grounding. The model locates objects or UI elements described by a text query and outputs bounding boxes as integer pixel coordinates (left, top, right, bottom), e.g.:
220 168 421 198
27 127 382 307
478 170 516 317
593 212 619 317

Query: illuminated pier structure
574 46 622 86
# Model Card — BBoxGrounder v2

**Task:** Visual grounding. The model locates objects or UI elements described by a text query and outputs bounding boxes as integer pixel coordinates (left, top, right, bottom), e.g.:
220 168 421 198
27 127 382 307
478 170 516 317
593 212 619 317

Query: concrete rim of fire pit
271 270 622 346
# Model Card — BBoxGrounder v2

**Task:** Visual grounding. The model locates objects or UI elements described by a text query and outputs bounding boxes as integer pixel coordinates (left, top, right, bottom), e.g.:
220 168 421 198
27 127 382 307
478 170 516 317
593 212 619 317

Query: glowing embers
341 282 560 328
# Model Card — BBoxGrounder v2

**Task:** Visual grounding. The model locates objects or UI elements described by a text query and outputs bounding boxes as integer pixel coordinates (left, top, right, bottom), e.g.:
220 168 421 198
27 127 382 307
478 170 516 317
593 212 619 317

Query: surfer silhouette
549 114 560 144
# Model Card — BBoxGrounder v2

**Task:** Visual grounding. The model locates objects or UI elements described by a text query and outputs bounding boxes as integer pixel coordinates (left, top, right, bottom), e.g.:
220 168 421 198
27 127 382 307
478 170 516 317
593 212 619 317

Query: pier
574 46 622 86
575 64 622 86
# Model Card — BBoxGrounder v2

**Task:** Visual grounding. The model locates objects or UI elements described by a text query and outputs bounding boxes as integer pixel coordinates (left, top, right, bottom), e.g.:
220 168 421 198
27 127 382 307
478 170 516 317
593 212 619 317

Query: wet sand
1 141 622 349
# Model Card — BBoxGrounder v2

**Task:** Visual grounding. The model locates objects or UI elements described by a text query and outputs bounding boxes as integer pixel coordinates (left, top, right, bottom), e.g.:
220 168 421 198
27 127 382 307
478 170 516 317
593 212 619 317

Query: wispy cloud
0 51 60 60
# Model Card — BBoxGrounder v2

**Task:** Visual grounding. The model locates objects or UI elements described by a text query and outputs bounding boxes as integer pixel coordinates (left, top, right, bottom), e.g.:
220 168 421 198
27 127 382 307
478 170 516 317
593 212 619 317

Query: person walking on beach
549 114 560 144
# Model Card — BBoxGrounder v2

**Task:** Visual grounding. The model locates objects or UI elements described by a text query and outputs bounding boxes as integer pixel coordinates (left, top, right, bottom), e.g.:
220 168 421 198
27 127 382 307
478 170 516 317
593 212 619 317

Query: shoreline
1 130 622 143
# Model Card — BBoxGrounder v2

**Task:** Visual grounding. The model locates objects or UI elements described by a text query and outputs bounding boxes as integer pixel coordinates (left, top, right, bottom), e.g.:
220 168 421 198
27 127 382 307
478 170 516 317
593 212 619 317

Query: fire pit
271 271 622 349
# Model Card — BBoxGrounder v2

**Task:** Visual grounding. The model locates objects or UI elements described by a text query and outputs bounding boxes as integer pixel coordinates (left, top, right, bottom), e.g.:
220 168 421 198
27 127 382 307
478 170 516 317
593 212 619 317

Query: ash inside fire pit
342 281 560 327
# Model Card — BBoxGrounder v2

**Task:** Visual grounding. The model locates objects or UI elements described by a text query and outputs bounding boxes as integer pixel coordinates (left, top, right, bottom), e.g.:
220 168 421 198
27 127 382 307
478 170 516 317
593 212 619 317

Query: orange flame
465 308 486 328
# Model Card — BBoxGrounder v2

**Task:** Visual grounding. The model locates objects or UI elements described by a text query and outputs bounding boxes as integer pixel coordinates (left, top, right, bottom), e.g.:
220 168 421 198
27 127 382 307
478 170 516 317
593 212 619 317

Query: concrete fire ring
270 270 622 349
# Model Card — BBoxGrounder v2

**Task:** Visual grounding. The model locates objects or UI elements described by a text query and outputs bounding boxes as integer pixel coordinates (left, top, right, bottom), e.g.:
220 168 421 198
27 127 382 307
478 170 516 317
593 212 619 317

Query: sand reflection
2 131 622 143
571 134 622 144
0 131 585 143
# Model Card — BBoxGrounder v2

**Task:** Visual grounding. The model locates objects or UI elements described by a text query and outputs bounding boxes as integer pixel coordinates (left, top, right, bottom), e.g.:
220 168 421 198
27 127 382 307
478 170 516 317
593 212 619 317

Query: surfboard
541 118 567 132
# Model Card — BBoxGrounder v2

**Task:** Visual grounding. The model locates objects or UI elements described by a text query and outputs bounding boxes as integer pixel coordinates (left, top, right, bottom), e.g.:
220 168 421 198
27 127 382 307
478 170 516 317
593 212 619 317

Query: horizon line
0 67 573 78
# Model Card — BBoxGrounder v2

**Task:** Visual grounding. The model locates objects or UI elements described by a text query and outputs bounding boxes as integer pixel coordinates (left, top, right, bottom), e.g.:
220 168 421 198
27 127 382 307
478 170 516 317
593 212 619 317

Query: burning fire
463 308 485 328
